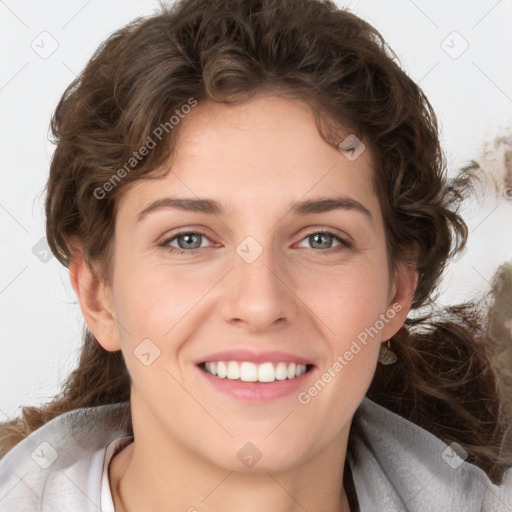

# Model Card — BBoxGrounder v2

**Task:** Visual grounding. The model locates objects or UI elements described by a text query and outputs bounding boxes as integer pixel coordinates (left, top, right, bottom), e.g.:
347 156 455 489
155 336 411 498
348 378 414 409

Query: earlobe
68 245 121 352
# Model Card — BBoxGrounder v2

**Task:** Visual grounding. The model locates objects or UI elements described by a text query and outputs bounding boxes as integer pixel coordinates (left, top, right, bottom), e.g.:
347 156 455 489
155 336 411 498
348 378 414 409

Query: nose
220 241 300 333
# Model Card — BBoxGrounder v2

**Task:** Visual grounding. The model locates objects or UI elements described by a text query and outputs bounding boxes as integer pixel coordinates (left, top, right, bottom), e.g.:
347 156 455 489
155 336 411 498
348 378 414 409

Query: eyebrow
136 196 372 223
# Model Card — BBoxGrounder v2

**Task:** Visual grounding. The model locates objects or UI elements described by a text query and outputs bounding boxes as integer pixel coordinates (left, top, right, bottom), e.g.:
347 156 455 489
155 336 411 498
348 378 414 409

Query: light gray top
0 397 511 511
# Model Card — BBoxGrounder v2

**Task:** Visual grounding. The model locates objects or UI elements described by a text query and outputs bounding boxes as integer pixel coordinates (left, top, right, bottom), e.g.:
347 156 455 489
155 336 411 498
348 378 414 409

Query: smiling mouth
199 361 313 383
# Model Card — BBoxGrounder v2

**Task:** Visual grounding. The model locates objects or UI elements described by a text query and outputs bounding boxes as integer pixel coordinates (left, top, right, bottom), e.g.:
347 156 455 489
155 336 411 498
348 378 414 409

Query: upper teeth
204 361 308 382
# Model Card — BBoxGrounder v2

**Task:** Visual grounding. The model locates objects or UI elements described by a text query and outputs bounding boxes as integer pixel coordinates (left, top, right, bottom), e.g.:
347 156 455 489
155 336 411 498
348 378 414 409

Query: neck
109 430 352 512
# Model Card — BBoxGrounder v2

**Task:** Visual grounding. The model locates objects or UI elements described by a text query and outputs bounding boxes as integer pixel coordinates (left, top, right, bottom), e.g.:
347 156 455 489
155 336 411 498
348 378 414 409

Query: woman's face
94 93 414 472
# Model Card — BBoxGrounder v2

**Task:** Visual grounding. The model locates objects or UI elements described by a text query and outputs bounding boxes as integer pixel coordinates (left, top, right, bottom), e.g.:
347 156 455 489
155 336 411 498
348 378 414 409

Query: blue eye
298 231 351 251
159 229 352 255
160 231 211 255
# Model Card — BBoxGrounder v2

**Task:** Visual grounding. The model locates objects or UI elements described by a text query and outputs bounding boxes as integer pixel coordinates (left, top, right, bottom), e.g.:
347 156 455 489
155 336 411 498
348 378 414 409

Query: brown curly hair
1 0 511 489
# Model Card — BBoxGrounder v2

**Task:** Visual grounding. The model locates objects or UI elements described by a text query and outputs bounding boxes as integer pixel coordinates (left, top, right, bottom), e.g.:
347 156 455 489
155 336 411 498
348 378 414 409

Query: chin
201 438 313 474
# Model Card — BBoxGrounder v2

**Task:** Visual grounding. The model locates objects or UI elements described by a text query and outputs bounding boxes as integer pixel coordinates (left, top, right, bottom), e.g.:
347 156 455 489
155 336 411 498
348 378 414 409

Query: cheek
295 257 391 393
299 258 392 340
111 260 221 361
109 268 205 401
289 265 389 442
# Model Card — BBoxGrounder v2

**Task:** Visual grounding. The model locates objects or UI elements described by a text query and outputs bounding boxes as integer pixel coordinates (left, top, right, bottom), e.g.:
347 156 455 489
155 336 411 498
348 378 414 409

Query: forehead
117 93 379 221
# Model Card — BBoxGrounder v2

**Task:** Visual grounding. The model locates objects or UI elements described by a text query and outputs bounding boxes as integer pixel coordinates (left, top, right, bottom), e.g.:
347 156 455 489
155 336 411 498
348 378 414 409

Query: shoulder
0 402 130 512
348 397 512 512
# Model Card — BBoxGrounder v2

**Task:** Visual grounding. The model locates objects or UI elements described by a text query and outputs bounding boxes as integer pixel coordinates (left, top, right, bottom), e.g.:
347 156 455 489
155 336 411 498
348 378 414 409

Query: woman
0 0 511 510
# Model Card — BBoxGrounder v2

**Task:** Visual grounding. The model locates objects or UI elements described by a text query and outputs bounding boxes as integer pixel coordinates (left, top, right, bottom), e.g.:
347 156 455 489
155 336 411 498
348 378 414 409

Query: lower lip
196 365 314 402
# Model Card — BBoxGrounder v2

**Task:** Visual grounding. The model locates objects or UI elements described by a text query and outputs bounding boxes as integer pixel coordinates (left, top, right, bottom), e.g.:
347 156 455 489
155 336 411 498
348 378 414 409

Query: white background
1 0 511 418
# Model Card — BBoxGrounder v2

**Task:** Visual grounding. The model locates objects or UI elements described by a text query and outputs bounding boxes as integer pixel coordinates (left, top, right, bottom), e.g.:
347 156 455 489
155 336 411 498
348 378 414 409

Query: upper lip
196 349 314 366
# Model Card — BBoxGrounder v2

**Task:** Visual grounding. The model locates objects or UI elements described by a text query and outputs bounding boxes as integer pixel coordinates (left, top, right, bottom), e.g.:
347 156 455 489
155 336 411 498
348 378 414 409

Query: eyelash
158 229 353 256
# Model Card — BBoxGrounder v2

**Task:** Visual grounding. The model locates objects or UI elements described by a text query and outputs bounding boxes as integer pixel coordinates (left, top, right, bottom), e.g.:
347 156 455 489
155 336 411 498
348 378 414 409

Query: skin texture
70 93 417 512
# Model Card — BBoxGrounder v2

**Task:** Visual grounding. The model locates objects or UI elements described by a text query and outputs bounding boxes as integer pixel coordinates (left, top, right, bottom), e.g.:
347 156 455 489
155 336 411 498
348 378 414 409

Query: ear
381 260 418 341
68 244 121 352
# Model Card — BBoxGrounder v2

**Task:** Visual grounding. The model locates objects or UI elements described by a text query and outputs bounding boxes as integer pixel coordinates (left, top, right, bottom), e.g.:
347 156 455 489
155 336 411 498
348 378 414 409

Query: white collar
100 436 133 512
